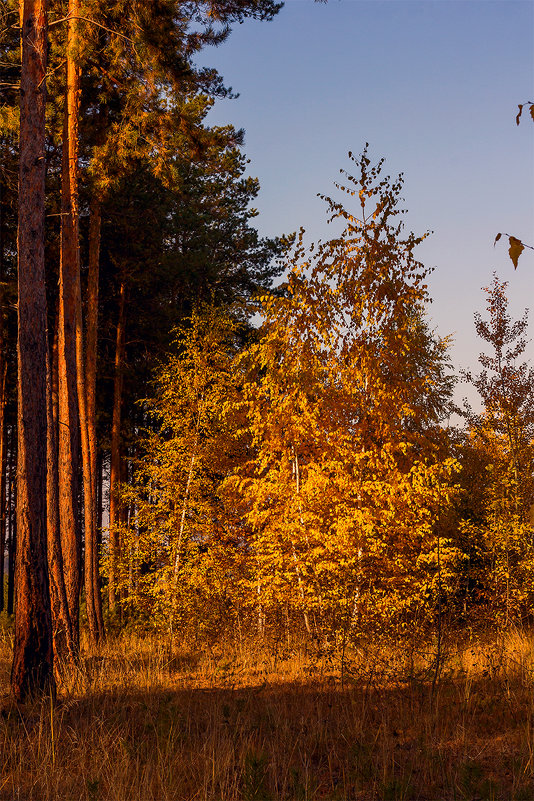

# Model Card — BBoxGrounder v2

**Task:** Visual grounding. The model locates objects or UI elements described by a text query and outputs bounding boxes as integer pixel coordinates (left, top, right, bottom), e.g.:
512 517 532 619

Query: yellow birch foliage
226 150 461 639
117 307 248 639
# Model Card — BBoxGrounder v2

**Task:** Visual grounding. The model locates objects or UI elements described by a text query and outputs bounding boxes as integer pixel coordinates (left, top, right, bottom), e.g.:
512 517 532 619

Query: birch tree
232 150 460 639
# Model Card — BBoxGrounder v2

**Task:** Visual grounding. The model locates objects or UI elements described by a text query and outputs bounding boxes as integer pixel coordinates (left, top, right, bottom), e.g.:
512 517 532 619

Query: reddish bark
46 341 75 662
57 0 82 647
6 426 15 616
11 0 54 702
85 198 104 638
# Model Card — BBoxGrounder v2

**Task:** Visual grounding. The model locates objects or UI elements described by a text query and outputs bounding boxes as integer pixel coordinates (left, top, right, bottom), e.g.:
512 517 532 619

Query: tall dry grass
0 624 533 800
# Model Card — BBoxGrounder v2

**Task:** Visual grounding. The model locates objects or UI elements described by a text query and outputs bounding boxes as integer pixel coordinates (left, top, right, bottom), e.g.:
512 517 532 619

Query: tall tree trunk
46 341 75 662
52 298 59 433
108 280 126 614
57 0 81 648
84 197 103 639
7 425 16 616
11 0 54 702
77 268 97 640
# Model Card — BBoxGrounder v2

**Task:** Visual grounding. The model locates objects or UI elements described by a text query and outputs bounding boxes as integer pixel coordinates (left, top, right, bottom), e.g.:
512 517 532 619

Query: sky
196 0 534 408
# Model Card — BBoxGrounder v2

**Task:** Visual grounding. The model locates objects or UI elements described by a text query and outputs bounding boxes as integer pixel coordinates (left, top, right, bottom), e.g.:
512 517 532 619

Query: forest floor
0 624 532 801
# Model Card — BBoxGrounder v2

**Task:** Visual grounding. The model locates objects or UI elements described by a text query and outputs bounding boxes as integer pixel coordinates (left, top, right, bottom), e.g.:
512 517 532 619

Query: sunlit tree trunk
11 0 54 702
77 212 98 641
6 425 16 616
57 0 82 649
47 304 76 659
85 197 104 638
46 342 74 662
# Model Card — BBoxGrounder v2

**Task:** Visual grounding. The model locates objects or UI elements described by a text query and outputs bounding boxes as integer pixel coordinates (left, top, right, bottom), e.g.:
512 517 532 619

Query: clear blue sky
197 0 534 405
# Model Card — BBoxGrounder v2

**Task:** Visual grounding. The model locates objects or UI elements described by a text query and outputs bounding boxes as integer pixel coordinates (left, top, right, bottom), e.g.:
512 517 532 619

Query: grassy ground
0 626 533 800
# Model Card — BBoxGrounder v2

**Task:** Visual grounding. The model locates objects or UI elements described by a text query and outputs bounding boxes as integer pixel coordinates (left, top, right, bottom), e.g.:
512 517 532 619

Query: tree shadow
0 660 532 800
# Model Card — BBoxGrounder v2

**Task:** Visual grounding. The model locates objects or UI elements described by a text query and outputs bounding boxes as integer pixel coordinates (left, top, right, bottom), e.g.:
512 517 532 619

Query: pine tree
11 0 54 702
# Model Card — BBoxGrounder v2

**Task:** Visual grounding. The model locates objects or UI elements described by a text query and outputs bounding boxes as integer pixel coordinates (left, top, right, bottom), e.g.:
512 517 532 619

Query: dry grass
0 625 533 800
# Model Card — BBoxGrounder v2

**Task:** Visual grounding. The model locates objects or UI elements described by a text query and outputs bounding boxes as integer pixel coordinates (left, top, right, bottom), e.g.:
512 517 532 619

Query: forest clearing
1 0 534 798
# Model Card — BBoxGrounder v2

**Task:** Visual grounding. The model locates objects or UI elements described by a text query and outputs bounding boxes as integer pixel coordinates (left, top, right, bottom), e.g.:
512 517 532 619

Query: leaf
508 236 524 269
516 102 534 125
494 233 502 245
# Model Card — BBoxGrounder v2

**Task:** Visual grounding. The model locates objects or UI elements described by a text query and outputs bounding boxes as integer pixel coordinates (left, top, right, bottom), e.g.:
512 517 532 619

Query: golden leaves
228 151 460 636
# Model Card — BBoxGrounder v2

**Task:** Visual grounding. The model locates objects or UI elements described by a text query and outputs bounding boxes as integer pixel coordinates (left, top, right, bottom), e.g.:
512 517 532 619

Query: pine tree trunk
77 266 97 640
46 340 75 662
7 426 16 616
108 281 126 614
84 197 103 639
11 0 54 702
57 0 81 648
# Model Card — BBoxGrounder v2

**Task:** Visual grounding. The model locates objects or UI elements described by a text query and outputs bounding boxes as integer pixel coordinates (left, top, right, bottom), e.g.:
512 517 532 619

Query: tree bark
83 196 103 639
57 0 82 648
108 280 126 614
46 340 75 662
7 425 16 616
11 0 54 702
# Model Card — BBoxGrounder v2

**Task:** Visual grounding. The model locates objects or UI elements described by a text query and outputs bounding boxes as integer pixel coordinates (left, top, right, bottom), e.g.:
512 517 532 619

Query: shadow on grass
0 647 533 801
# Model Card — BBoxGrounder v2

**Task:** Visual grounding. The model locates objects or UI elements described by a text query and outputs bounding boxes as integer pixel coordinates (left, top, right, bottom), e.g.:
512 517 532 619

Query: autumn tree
11 0 54 701
463 275 534 624
116 307 248 642
228 150 460 642
102 153 465 648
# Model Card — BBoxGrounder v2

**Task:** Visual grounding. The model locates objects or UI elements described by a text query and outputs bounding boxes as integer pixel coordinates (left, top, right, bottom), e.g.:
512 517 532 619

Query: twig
48 14 135 46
